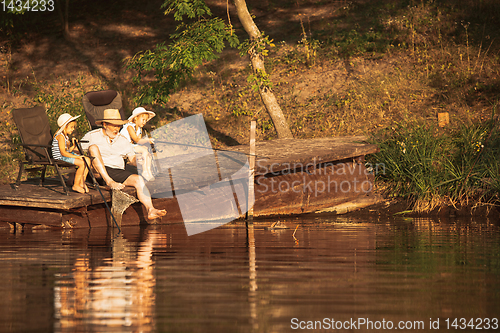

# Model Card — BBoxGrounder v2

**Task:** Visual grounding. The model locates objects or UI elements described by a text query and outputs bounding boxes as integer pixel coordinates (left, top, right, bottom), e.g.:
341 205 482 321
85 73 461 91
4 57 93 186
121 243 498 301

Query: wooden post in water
246 121 256 222
247 222 258 329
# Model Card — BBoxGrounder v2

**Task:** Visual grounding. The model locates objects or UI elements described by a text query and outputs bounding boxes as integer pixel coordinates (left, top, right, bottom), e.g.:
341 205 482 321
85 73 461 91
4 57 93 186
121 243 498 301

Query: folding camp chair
81 89 159 178
12 106 75 195
82 89 125 129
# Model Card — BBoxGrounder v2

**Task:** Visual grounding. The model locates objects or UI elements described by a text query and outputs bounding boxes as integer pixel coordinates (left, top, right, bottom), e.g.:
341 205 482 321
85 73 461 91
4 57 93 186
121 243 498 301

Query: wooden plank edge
314 194 384 215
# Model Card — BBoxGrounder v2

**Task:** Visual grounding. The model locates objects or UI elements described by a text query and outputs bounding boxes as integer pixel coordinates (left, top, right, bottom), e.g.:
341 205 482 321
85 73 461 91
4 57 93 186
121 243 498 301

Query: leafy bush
126 0 238 105
33 75 104 137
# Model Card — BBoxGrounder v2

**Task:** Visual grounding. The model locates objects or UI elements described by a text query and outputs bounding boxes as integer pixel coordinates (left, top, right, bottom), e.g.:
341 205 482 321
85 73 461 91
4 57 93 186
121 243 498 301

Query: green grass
32 74 106 137
368 117 500 212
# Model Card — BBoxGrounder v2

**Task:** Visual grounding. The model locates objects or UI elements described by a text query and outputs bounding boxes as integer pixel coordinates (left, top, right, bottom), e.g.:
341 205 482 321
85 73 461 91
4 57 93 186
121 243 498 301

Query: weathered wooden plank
0 181 137 210
0 206 63 226
61 210 90 228
253 157 374 216
229 137 377 174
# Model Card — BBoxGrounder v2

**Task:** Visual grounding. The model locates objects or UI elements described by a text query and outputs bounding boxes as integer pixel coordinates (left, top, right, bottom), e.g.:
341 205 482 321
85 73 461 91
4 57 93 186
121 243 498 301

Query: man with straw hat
80 109 166 220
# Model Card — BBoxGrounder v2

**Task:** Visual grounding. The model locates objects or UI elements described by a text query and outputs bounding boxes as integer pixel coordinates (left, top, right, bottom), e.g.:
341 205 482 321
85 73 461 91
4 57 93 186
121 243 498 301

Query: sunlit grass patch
369 118 500 212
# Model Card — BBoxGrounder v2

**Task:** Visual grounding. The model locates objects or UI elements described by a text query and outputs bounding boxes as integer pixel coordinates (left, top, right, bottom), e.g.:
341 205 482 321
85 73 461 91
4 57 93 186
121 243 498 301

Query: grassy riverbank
368 119 500 214
1 0 500 213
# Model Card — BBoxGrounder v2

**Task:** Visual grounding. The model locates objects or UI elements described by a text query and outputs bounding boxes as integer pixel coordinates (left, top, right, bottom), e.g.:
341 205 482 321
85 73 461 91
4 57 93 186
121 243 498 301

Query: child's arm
56 135 81 158
137 136 155 145
127 125 142 144
69 137 78 153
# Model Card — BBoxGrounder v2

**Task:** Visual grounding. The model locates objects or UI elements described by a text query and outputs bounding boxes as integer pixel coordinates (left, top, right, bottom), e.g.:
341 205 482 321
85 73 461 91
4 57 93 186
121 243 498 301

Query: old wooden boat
0 136 380 230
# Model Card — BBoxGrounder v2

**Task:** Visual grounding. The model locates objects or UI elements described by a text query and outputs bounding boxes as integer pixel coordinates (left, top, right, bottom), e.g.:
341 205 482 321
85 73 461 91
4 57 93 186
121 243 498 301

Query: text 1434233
1 0 54 12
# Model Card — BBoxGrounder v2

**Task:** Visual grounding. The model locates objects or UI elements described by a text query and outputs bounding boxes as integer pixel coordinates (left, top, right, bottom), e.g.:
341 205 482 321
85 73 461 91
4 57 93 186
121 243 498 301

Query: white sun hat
128 107 156 122
55 113 81 136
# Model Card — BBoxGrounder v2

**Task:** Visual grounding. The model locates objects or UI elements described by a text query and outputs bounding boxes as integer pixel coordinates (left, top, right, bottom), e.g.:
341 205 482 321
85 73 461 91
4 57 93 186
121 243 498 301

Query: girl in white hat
52 113 92 193
120 107 156 181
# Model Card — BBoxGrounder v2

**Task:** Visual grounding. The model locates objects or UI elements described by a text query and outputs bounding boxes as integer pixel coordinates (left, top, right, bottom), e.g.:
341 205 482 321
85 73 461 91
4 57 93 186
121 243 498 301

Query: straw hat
128 107 156 122
96 109 127 125
55 113 81 136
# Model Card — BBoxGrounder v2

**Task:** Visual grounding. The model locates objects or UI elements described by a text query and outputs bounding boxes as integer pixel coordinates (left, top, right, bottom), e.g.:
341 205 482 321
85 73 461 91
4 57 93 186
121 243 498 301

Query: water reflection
247 222 258 331
0 216 499 333
54 229 160 332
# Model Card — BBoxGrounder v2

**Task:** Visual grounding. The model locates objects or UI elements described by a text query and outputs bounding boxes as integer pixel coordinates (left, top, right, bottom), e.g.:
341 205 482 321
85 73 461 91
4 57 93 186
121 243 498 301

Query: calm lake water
0 215 499 333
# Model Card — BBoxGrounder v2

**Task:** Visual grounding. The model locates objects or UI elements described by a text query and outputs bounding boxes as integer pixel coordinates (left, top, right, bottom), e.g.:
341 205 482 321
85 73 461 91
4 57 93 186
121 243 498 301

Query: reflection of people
81 109 166 220
54 230 160 330
120 107 155 181
52 113 91 194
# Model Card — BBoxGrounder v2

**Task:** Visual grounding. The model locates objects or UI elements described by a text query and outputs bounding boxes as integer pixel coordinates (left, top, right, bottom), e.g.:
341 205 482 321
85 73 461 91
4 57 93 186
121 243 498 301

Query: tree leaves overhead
127 0 238 105
162 0 212 21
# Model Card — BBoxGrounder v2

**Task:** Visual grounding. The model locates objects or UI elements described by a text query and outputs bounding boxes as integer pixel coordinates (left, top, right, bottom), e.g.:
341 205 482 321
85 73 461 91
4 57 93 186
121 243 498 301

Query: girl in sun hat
120 107 156 181
52 113 92 194
120 107 156 143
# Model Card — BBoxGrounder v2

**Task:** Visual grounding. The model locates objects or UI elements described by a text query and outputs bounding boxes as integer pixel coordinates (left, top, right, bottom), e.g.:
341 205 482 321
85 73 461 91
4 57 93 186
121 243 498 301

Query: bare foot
72 185 86 194
107 181 125 190
147 208 167 220
80 181 90 193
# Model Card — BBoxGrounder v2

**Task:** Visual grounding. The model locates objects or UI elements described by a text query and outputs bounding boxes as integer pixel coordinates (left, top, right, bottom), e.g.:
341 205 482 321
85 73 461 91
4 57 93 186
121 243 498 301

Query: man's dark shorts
105 165 138 184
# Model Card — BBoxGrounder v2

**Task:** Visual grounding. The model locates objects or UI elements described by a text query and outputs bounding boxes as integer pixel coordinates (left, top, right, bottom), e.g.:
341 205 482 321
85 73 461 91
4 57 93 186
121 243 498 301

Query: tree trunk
233 0 293 139
56 0 70 39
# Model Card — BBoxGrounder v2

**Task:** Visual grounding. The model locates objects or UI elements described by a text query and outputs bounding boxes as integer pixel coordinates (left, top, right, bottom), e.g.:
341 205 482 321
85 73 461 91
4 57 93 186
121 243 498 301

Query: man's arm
80 131 92 150
88 145 126 190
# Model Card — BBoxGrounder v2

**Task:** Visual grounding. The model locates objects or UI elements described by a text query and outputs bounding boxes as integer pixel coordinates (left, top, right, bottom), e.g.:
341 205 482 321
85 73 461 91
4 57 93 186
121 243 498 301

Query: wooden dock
0 137 380 230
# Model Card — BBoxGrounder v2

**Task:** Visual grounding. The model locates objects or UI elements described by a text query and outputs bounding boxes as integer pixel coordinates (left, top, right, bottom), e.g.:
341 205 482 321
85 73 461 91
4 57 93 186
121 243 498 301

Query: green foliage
333 28 390 57
247 69 273 92
369 118 500 211
1 0 56 41
0 15 13 35
33 75 104 137
127 0 239 106
0 109 23 183
0 149 22 184
447 120 500 200
228 86 256 117
370 123 450 203
238 35 276 92
260 118 274 134
1 0 27 36
162 0 212 20
238 35 275 57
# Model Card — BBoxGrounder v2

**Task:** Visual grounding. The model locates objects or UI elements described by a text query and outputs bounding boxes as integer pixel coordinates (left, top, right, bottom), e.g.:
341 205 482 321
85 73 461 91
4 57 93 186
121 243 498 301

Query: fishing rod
74 139 121 232
153 140 268 159
1 138 268 159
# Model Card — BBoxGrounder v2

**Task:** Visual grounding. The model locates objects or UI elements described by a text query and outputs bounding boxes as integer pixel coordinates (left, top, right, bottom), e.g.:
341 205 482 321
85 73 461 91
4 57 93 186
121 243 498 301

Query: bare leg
123 174 166 220
81 156 91 192
134 145 154 181
142 150 154 181
72 158 86 194
88 145 125 190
